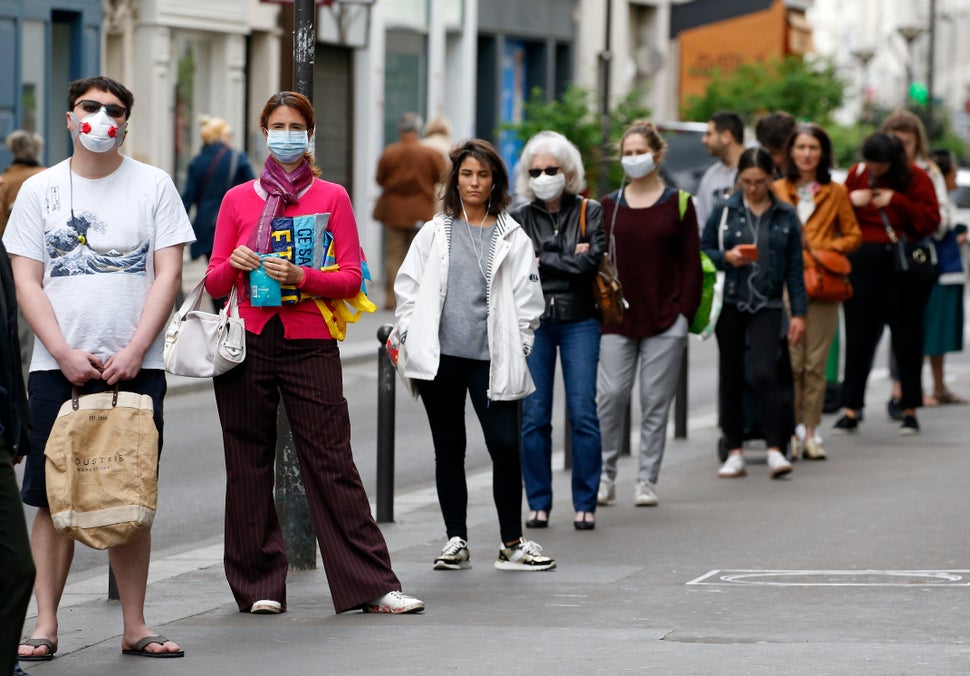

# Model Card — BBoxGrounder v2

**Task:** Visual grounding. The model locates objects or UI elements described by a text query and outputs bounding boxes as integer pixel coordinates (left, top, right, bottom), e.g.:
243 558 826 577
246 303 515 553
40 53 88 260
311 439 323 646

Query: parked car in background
656 121 713 195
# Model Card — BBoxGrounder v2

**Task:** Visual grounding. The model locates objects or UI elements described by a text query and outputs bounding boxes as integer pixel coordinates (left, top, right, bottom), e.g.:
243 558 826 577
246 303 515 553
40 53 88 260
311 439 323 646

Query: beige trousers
790 299 840 428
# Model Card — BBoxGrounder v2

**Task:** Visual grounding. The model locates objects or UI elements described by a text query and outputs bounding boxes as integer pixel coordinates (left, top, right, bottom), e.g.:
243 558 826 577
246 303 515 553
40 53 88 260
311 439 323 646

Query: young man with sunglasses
3 76 195 660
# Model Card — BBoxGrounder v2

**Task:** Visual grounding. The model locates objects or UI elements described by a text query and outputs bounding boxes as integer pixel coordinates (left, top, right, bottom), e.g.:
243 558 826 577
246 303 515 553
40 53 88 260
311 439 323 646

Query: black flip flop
19 638 56 661
122 635 185 658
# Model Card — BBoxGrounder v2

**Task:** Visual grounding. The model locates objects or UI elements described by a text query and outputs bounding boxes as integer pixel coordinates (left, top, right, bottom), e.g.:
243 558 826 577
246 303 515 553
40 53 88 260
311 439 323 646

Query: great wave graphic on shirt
47 210 149 276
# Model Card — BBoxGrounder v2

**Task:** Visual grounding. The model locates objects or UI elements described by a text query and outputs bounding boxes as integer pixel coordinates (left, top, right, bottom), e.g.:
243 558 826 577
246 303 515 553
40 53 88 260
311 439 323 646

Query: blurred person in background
0 131 45 382
879 111 953 418
512 131 605 531
181 116 255 264
375 113 445 310
421 115 453 213
922 148 967 406
772 123 861 459
756 111 796 178
695 111 746 227
837 133 939 435
1 131 45 236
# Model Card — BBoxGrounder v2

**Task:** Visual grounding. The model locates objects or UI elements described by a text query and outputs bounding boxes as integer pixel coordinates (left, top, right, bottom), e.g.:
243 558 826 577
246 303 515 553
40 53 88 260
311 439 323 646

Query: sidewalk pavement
21 260 970 674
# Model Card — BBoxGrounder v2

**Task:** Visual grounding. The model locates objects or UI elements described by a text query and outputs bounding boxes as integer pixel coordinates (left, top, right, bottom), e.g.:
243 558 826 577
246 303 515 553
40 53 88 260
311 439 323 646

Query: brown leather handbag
803 247 852 303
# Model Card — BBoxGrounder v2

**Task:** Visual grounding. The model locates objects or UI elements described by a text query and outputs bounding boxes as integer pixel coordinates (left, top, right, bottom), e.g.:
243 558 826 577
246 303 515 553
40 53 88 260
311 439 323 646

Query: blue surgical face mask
266 129 309 163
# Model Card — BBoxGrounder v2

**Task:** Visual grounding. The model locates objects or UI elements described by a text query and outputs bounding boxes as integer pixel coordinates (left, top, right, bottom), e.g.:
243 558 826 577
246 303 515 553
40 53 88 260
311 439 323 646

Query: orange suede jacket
772 178 863 254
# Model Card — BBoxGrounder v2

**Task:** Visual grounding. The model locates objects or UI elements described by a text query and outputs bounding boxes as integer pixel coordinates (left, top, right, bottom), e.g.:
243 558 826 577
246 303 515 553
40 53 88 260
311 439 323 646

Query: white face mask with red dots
70 108 127 153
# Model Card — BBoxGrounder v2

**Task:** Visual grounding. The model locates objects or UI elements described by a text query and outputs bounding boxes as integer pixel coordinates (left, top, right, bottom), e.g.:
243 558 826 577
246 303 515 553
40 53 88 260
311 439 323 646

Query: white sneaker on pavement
766 449 793 479
717 453 746 478
633 481 659 506
362 591 425 614
597 478 615 505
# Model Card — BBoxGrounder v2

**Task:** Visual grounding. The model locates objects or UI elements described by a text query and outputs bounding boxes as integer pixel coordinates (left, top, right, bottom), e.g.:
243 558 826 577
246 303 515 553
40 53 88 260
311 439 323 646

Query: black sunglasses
75 99 127 119
528 166 560 178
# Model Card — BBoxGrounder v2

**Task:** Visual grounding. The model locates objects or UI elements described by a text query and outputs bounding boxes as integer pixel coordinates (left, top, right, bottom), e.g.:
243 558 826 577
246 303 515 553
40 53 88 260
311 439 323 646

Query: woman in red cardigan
835 132 939 435
206 92 422 616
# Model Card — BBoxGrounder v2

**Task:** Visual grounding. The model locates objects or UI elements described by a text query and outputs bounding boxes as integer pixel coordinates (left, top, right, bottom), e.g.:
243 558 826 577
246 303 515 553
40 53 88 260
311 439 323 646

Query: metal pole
274 0 317 571
927 0 937 124
275 406 316 569
293 0 316 98
597 0 613 197
674 342 688 439
376 325 396 523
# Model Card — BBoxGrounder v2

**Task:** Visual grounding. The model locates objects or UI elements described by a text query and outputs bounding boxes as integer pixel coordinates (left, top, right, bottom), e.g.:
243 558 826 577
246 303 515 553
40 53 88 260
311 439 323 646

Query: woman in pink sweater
206 92 421 617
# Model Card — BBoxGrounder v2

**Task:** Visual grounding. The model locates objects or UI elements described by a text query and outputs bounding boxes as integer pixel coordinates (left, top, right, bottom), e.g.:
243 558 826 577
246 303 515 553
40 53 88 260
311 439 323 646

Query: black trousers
716 306 788 449
416 355 524 544
0 442 35 673
841 243 933 411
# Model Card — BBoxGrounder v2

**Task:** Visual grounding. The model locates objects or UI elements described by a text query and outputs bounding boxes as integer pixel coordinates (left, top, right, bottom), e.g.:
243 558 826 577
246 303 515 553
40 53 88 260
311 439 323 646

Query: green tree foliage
681 56 846 125
501 84 651 194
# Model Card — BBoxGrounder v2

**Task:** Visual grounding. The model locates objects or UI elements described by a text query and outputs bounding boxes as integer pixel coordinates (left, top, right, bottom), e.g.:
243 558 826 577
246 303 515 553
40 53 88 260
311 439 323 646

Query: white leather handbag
163 277 246 378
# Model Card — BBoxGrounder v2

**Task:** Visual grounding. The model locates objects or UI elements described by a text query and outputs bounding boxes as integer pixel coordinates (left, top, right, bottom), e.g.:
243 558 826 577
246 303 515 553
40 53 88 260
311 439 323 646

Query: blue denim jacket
701 190 807 317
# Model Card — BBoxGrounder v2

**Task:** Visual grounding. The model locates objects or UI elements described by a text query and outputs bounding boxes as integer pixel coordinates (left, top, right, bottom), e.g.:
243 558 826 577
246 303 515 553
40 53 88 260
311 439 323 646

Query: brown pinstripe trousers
213 316 400 613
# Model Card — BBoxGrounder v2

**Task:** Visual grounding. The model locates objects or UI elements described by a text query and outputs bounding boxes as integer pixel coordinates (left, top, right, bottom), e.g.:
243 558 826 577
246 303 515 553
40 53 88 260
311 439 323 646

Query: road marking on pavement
686 569 970 587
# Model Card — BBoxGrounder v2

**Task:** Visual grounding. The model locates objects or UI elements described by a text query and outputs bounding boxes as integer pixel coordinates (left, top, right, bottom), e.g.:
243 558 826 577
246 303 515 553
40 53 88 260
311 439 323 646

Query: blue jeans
521 318 602 513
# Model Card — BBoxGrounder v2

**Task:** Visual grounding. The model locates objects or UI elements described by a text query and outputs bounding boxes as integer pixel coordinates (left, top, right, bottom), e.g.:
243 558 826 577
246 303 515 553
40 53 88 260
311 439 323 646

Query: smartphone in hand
736 244 758 261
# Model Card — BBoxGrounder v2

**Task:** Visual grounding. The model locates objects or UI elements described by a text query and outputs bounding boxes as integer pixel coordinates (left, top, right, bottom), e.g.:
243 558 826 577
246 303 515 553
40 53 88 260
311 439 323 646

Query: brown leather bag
802 248 852 303
580 198 625 326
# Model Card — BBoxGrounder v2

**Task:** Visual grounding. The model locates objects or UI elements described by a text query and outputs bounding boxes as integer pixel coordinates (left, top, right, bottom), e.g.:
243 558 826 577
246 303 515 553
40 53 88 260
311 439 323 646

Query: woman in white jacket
393 138 555 572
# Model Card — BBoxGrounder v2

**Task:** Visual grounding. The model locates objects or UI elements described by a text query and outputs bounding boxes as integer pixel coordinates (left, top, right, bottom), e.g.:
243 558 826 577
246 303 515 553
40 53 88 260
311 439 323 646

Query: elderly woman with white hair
511 131 606 531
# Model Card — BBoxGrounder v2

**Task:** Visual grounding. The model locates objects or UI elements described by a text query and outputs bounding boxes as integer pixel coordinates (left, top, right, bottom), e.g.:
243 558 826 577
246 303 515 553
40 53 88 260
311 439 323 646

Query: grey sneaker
433 536 471 570
633 481 659 507
494 538 556 571
597 478 615 505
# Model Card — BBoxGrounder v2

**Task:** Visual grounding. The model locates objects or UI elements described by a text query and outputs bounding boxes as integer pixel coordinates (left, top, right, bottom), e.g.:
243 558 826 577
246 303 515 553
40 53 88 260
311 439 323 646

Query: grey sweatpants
597 315 687 486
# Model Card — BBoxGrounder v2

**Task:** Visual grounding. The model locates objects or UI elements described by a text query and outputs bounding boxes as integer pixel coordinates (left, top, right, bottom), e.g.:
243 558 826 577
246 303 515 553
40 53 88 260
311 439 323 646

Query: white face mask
529 172 566 202
621 152 656 179
70 109 127 153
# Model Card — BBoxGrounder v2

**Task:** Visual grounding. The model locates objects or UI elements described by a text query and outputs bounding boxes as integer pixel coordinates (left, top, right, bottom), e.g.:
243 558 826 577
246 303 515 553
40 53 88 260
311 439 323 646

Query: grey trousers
597 315 687 486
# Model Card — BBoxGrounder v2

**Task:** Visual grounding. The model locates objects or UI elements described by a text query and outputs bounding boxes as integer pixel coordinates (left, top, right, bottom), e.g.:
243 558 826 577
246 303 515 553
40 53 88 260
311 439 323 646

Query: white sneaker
633 481 659 507
433 536 471 570
494 538 556 571
597 478 615 505
362 590 425 614
250 599 282 614
803 435 827 460
717 453 746 478
766 449 793 479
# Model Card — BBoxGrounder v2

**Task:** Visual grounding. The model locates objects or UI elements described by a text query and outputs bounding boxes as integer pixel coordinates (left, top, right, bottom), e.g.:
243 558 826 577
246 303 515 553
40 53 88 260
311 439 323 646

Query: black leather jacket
512 192 606 322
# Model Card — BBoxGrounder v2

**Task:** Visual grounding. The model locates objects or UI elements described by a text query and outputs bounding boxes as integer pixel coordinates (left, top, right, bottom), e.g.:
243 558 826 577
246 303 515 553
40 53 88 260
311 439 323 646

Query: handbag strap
579 198 588 239
717 204 729 252
70 384 120 410
200 146 230 197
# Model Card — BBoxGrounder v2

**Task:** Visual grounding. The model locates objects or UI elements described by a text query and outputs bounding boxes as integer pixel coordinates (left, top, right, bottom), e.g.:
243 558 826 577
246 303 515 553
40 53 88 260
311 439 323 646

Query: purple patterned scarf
247 156 314 253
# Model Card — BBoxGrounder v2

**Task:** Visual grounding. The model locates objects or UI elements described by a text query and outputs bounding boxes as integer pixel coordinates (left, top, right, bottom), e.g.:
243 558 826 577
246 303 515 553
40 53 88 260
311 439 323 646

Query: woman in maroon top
836 132 939 435
596 120 702 508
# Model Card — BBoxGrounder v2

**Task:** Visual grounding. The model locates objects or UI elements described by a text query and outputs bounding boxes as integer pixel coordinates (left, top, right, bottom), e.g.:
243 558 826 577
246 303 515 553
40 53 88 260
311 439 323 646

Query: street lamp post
897 24 926 105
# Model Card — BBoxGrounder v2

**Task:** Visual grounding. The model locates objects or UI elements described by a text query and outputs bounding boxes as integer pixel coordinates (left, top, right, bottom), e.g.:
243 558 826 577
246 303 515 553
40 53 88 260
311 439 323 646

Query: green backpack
675 190 717 335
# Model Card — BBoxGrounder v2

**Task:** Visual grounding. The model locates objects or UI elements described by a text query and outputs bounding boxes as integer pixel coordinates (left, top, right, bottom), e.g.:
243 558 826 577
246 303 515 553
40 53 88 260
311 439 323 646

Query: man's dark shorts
21 369 166 508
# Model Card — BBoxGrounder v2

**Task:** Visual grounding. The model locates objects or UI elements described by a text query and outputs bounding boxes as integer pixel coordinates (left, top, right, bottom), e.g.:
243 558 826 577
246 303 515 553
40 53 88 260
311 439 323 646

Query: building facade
0 0 102 168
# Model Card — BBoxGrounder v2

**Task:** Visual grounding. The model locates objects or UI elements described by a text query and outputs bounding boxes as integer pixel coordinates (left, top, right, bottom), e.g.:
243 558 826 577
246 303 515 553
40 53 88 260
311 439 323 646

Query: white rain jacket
392 211 543 401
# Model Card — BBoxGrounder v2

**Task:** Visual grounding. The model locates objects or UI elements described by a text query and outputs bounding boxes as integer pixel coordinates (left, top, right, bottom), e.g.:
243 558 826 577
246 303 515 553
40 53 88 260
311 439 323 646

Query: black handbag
879 209 937 286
